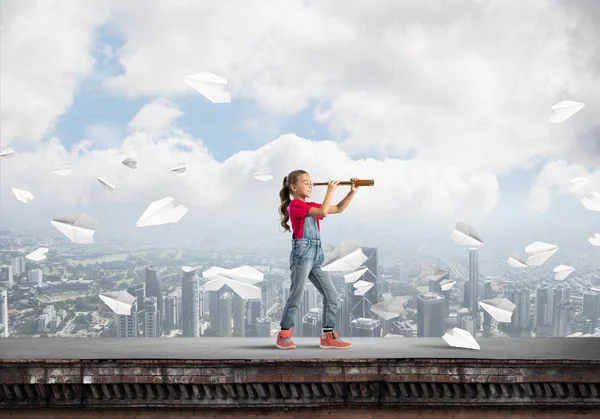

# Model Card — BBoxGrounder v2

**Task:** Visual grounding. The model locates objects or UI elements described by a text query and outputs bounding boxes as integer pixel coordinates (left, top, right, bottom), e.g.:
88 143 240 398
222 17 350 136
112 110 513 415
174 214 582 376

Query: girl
277 170 359 349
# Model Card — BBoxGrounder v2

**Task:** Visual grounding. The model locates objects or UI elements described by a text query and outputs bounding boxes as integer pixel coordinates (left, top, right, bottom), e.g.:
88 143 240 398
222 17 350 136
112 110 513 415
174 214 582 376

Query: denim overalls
280 215 340 330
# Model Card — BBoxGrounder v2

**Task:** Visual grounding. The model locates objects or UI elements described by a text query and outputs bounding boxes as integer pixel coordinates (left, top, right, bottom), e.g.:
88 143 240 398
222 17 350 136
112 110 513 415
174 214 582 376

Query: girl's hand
350 178 359 193
327 180 340 193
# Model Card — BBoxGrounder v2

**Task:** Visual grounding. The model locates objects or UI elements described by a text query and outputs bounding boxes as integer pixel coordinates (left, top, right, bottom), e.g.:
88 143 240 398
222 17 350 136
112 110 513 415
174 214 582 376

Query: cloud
0 0 110 147
0 101 500 240
527 160 600 214
127 98 183 133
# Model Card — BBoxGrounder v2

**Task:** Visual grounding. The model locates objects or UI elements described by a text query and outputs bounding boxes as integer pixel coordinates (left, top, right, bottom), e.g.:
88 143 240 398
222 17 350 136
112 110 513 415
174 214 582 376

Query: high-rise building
217 291 233 337
127 283 146 337
505 289 530 330
336 295 349 338
1 289 8 337
117 299 138 338
164 296 178 328
11 256 26 277
0 266 13 287
145 267 163 337
417 292 445 337
247 299 262 332
302 308 322 337
468 249 479 329
554 301 572 337
350 317 381 337
181 267 200 337
255 317 271 337
583 293 600 328
535 284 553 327
28 269 43 286
232 293 246 337
143 297 159 338
482 280 492 328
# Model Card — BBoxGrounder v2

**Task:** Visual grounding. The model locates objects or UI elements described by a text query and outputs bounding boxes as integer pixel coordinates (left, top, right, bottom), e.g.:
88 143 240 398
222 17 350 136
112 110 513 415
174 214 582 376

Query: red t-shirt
288 199 323 239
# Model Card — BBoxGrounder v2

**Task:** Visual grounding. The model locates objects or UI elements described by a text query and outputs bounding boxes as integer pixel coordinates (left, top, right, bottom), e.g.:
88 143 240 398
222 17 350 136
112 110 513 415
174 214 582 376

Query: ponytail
278 170 308 233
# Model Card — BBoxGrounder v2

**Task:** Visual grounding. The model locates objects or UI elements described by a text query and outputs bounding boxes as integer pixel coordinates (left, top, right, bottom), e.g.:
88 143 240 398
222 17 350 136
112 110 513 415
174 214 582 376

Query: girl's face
292 173 313 199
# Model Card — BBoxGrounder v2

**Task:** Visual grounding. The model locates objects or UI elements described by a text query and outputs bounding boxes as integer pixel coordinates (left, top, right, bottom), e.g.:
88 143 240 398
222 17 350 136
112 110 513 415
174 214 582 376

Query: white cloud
0 0 110 147
127 98 183 133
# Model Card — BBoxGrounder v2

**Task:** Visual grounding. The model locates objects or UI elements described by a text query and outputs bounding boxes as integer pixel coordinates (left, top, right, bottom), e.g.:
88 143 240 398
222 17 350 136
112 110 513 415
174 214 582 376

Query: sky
1 0 600 251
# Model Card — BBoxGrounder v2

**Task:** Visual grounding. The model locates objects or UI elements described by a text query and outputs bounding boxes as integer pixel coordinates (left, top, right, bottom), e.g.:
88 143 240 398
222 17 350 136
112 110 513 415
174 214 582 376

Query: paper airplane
440 279 457 291
507 254 528 268
479 298 516 323
182 72 231 103
321 239 368 272
569 177 590 192
122 158 138 169
99 291 136 315
343 266 368 284
384 333 404 338
52 166 72 176
588 234 600 247
442 328 480 350
0 147 14 157
549 100 585 123
182 266 199 273
136 197 188 227
50 213 98 244
370 296 406 320
97 177 116 192
450 222 483 246
581 192 600 211
554 265 574 281
353 280 375 296
26 247 49 262
12 188 35 203
170 163 187 173
525 241 559 266
420 264 449 281
253 169 274 182
202 265 264 299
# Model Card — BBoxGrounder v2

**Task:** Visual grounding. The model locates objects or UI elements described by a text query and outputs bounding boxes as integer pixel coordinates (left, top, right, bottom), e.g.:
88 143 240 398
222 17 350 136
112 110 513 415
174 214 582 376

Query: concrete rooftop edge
1 339 600 409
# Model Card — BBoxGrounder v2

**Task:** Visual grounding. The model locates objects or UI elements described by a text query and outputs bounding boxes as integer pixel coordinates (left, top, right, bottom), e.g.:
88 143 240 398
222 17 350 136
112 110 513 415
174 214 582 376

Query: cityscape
2 226 600 343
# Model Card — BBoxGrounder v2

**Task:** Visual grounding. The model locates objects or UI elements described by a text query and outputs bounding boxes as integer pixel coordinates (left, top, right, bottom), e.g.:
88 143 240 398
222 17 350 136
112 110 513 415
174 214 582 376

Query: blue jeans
280 238 340 330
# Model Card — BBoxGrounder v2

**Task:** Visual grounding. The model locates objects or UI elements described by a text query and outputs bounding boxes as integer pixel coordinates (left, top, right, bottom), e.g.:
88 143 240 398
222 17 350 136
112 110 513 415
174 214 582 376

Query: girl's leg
280 254 313 330
308 266 339 329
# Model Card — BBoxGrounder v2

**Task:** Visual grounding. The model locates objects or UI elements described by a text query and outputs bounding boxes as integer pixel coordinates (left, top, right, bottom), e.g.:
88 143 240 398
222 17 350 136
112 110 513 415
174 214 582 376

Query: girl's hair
279 169 308 232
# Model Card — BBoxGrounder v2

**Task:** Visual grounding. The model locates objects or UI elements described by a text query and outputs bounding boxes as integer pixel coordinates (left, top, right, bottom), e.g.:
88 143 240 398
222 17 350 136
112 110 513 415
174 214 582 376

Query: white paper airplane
588 234 600 247
121 158 137 169
0 147 14 157
549 100 585 123
50 213 98 244
384 333 404 338
202 265 264 299
136 197 188 227
97 177 116 192
450 222 483 246
420 264 449 281
507 254 528 268
440 279 457 291
442 327 480 350
343 266 368 283
182 266 199 273
353 280 375 296
321 239 368 272
12 188 35 203
525 241 559 266
182 72 231 103
569 177 590 192
52 166 72 176
170 163 187 174
581 191 600 211
99 291 136 315
554 264 574 281
25 247 49 262
370 296 406 320
479 297 516 323
253 169 274 182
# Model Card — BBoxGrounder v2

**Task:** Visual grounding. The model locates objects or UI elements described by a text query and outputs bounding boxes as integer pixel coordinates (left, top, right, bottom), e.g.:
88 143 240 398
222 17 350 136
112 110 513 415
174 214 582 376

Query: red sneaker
319 330 351 349
276 329 296 350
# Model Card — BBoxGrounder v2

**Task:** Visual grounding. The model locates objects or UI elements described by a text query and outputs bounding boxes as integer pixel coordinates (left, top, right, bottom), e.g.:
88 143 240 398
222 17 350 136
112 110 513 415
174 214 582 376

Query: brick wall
2 358 600 410
1 406 600 418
